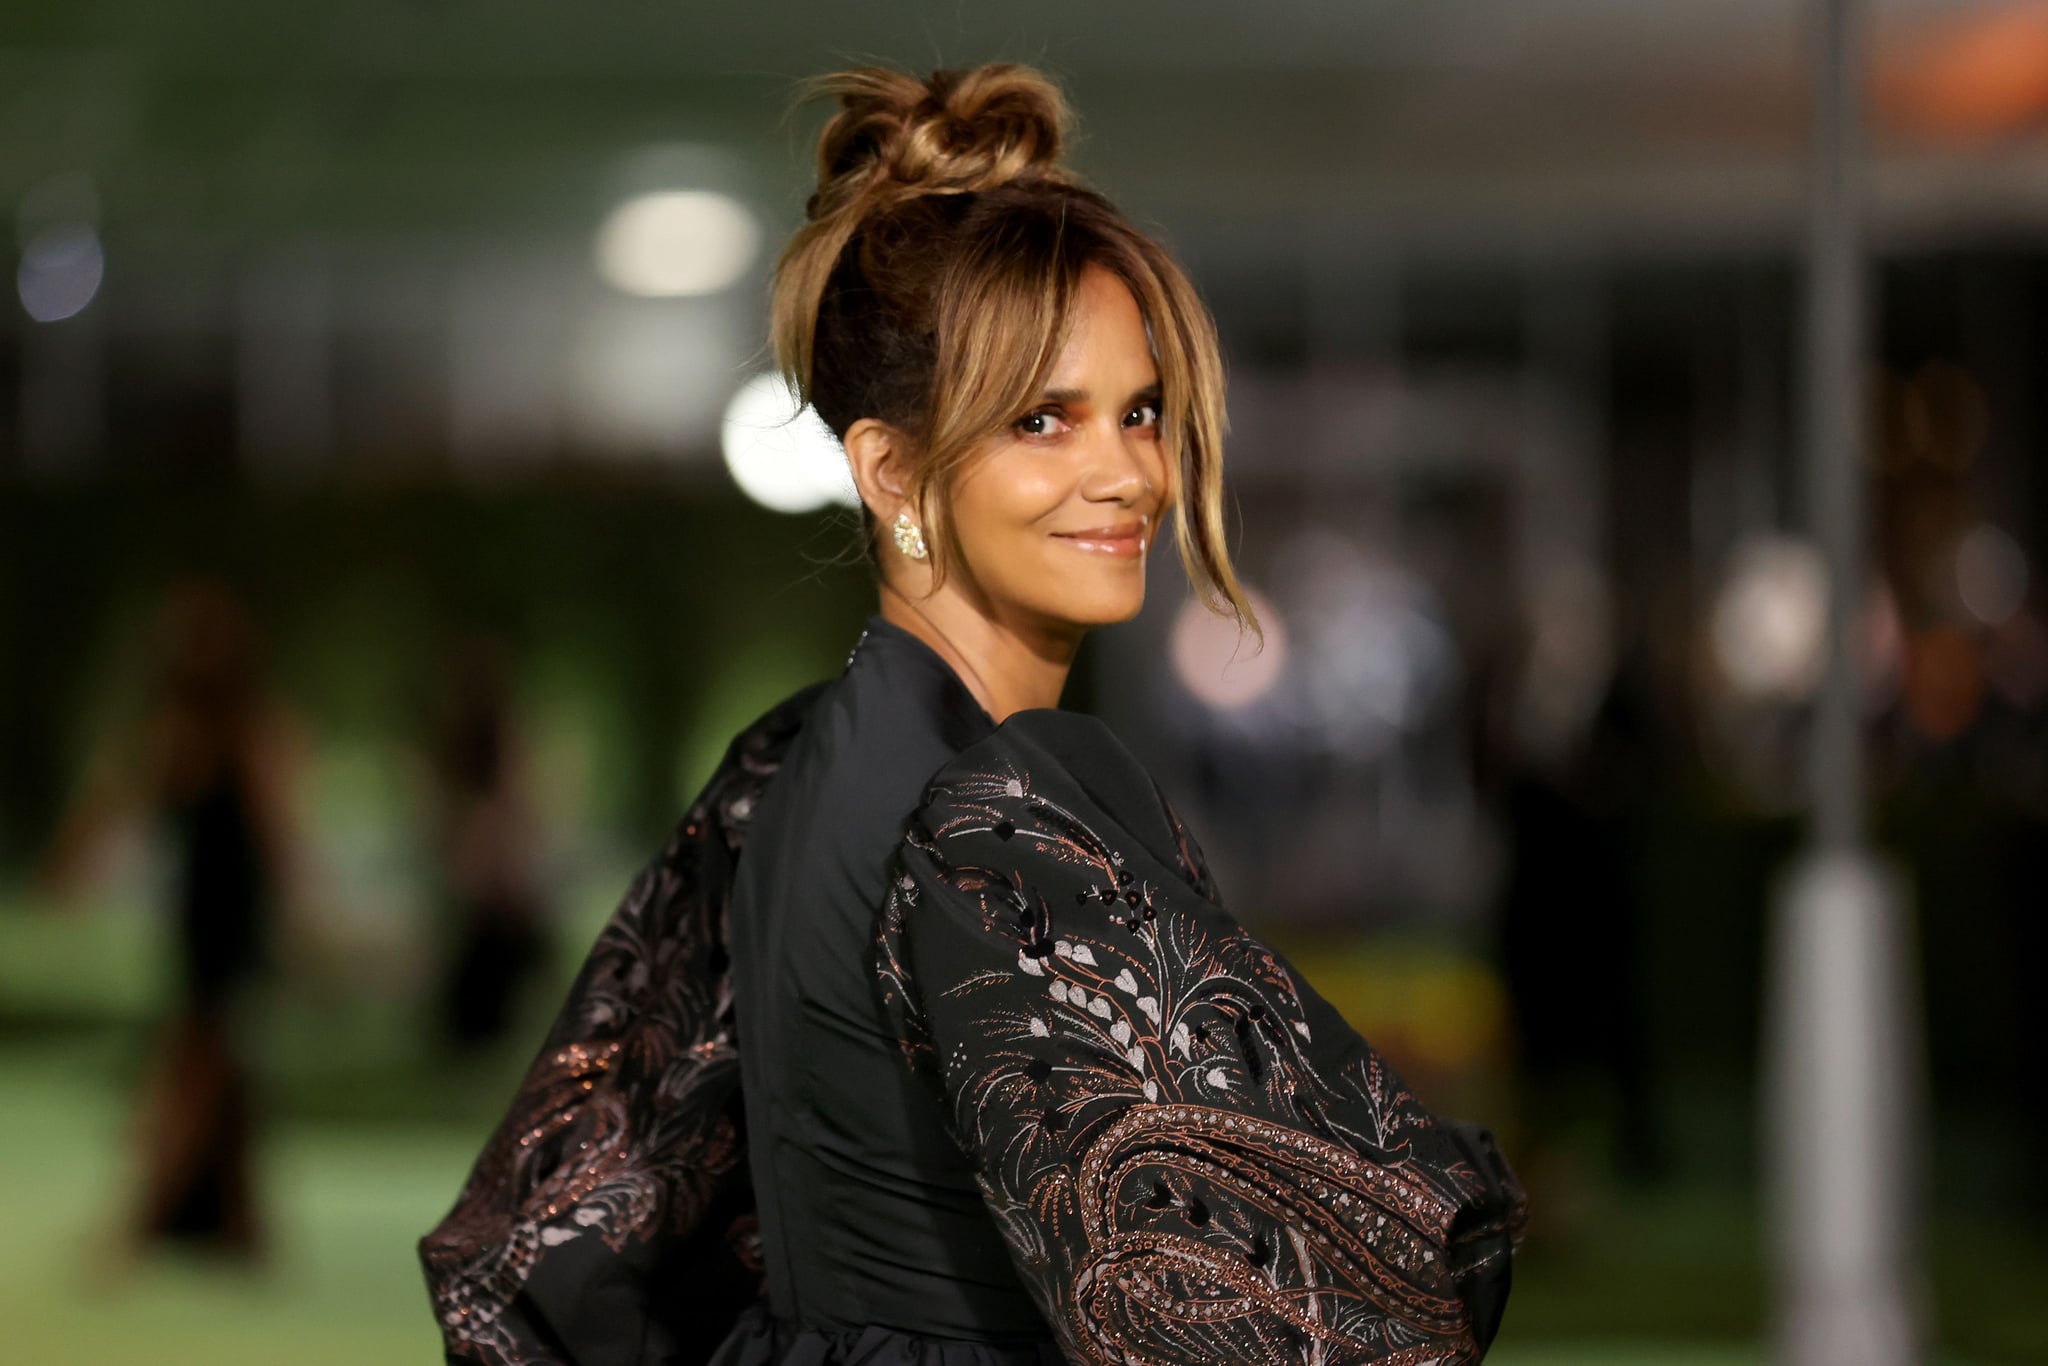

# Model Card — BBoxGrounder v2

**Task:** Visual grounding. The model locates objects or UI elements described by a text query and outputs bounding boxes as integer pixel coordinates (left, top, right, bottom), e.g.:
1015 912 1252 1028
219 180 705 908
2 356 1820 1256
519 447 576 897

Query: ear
844 417 913 519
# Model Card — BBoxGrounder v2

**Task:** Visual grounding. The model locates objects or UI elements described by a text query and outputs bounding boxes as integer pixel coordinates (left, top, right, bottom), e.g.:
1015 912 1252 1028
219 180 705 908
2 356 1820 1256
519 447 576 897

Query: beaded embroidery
877 736 1525 1365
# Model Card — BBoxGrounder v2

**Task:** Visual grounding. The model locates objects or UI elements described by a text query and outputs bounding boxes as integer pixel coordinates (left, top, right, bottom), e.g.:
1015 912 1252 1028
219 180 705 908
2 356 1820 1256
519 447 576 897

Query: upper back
724 616 1050 1341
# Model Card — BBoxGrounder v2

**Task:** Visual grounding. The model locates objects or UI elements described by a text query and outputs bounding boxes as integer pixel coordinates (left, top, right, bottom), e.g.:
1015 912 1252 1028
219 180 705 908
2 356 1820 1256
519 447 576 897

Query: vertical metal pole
1807 0 1867 851
1765 2 1926 1362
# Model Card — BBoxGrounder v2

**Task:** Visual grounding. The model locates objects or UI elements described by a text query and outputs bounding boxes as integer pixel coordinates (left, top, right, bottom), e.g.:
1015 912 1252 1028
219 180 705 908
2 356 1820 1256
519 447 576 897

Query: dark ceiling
3 0 1942 251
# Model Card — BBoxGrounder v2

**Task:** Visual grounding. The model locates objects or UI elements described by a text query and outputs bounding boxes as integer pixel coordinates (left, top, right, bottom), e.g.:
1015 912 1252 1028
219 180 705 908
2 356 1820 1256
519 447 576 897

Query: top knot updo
808 64 1072 216
767 61 1259 641
773 64 1077 395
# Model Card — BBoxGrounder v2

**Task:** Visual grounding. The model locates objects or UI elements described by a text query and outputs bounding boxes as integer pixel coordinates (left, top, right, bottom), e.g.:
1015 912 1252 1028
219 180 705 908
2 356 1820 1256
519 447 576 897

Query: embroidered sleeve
419 688 816 1365
876 757 1526 1365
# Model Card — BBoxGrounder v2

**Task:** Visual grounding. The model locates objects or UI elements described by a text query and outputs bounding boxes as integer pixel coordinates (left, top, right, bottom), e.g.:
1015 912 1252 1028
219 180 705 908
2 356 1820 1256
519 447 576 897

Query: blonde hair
771 63 1258 639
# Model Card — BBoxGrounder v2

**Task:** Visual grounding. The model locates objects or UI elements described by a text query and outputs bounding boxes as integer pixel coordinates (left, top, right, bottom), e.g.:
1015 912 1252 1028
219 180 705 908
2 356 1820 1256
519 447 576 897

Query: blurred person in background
429 638 552 1053
37 577 304 1266
1495 647 1664 1206
422 63 1525 1365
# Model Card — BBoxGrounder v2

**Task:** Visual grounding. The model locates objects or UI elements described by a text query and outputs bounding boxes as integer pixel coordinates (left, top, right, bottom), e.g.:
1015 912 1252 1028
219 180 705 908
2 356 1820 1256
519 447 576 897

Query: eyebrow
1036 381 1162 405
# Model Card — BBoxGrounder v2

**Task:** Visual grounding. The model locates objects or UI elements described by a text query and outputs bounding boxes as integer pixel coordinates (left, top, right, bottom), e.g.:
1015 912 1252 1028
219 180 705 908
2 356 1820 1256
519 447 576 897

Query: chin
997 554 1149 631
1038 582 1146 630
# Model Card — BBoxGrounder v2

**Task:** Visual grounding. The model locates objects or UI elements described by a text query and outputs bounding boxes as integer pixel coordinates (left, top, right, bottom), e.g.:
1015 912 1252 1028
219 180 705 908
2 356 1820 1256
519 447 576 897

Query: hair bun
805 63 1072 218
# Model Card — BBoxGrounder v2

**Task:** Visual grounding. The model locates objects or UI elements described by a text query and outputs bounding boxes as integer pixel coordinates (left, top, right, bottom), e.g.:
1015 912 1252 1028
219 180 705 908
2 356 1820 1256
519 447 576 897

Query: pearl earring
892 510 929 561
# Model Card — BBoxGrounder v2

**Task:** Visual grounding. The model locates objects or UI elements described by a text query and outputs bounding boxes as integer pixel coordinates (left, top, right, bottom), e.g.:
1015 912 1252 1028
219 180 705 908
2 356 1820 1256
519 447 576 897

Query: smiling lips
1052 522 1148 558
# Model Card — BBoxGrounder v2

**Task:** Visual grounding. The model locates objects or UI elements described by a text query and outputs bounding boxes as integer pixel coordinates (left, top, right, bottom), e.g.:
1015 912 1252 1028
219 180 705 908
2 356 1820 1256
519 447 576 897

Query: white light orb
1172 587 1285 710
720 371 859 514
1711 535 1830 700
595 190 760 298
1956 523 2028 626
17 224 103 322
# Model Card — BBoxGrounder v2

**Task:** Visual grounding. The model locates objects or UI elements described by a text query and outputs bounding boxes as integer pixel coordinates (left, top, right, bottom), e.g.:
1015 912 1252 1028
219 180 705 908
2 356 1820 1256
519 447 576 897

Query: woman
430 638 553 1053
422 63 1525 1365
40 578 299 1264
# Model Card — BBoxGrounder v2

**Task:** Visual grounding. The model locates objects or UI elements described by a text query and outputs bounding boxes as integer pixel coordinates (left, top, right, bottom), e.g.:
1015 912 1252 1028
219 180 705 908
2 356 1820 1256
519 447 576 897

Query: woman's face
947 265 1171 634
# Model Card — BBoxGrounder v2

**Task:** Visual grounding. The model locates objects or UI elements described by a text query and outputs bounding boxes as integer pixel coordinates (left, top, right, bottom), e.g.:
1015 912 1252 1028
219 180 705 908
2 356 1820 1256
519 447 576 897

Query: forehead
1045 266 1155 382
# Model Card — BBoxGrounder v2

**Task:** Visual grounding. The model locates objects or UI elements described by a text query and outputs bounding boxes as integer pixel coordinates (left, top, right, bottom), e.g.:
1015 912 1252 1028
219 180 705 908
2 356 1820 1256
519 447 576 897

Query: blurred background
4 2 2046 1362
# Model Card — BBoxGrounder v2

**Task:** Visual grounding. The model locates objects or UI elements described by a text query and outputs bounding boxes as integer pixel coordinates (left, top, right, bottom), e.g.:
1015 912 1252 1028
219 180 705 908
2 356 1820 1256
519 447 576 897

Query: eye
1015 408 1070 439
1124 400 1163 430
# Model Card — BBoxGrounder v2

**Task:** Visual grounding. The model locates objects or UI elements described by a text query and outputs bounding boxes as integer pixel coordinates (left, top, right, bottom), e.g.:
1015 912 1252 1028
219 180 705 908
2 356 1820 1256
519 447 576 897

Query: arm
416 816 758 1366
875 750 1525 1364
34 707 170 902
419 685 821 1365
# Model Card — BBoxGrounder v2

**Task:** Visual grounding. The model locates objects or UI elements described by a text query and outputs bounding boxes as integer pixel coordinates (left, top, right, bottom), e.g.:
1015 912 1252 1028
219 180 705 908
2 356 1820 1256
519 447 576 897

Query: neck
877 581 1079 723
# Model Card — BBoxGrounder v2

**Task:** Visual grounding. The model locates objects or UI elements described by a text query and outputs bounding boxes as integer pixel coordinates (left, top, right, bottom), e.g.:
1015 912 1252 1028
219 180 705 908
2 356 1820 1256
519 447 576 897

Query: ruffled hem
707 1302 1064 1366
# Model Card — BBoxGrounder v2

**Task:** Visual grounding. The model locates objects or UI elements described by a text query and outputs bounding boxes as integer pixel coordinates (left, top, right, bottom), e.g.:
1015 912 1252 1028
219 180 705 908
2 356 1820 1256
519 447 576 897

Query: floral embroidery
878 747 1525 1365
419 686 819 1365
424 682 1522 1366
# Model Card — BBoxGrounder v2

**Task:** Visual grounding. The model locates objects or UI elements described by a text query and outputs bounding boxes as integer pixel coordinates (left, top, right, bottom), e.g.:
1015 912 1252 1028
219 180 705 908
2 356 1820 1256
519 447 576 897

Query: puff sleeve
418 685 821 1365
874 712 1525 1364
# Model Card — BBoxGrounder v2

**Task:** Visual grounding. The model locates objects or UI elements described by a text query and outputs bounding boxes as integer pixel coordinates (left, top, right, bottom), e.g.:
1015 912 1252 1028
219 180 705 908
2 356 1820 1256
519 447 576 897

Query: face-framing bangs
908 186 1260 644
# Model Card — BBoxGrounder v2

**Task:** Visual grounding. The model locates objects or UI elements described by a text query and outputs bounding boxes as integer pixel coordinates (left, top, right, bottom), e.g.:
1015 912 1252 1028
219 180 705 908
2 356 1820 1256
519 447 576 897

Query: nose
1078 417 1163 509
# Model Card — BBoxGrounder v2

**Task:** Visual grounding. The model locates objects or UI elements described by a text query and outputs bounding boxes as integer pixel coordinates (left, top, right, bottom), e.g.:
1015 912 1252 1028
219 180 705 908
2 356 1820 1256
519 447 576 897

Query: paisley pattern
423 682 1521 1365
876 718 1525 1365
419 685 823 1366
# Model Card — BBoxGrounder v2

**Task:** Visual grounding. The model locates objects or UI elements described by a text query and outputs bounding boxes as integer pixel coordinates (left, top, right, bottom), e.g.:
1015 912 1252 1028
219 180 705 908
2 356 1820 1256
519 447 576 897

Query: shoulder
908 707 1218 905
717 679 830 775
727 648 994 896
767 650 977 834
682 679 830 845
922 707 1151 808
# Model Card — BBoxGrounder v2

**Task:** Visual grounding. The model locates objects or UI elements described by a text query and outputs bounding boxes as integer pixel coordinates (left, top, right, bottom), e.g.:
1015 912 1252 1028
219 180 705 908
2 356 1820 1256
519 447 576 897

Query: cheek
954 461 1070 544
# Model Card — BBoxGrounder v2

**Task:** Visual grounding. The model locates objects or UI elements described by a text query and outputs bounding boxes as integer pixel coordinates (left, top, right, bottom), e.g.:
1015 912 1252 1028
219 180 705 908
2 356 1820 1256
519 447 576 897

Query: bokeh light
1955 523 2028 626
594 190 760 298
1171 585 1285 710
1519 560 1614 757
1711 535 1829 701
1904 626 1986 739
719 371 859 514
16 225 104 323
1883 3 2048 141
1986 609 2048 709
1862 580 1906 715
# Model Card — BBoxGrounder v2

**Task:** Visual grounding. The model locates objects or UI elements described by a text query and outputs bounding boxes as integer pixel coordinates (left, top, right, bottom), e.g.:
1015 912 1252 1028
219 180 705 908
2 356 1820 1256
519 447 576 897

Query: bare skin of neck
877 579 1078 724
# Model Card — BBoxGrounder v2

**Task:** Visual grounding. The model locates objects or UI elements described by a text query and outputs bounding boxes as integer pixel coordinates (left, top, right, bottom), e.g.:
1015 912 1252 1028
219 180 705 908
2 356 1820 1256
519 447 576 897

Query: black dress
147 757 267 1248
714 616 1056 1360
168 759 269 1014
421 615 1523 1365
